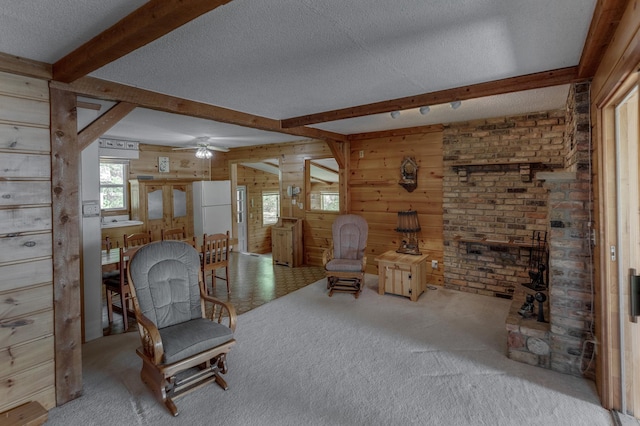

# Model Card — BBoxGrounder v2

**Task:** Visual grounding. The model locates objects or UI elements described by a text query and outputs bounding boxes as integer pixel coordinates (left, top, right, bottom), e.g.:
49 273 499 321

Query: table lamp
396 210 421 255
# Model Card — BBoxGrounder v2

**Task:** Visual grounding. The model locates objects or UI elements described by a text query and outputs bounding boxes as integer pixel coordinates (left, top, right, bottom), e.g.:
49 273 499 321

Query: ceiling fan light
195 147 212 159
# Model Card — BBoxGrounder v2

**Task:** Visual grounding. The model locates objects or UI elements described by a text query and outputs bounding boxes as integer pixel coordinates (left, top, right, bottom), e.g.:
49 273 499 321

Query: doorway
600 73 640 418
236 185 248 252
613 83 640 416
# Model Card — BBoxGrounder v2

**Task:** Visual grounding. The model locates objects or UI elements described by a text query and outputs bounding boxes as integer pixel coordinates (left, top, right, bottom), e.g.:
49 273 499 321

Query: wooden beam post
50 87 83 404
78 102 137 150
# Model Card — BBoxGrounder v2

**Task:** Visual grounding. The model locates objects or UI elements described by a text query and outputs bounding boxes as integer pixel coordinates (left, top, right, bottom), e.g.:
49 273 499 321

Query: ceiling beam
310 160 338 175
578 0 628 78
310 176 333 185
0 52 51 80
78 102 137 150
280 67 582 128
325 141 345 169
347 124 444 141
76 101 102 111
262 161 279 169
50 77 348 143
52 0 234 83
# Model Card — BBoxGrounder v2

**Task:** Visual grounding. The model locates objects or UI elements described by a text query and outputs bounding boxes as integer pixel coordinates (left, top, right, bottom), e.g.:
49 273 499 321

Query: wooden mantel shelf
453 235 533 248
451 161 550 182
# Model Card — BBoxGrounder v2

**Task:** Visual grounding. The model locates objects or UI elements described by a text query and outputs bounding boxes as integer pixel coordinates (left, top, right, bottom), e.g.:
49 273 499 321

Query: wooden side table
375 250 429 301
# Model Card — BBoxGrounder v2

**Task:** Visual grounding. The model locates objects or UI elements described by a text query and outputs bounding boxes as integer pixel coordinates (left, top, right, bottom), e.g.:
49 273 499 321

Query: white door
236 185 247 252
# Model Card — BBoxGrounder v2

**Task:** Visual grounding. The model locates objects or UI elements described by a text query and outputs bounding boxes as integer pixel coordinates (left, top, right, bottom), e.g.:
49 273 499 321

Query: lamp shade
396 210 421 232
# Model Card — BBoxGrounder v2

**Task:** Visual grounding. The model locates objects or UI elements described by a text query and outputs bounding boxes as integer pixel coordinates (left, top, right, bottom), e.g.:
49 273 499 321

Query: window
100 160 128 211
321 192 339 211
262 191 280 225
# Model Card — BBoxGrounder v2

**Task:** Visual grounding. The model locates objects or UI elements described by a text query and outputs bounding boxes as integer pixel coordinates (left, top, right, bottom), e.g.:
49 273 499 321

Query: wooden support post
50 87 83 404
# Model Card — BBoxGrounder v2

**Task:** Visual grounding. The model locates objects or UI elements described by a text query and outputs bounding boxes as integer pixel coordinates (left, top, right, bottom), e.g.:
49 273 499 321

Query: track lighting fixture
390 111 400 119
419 106 430 115
450 100 462 110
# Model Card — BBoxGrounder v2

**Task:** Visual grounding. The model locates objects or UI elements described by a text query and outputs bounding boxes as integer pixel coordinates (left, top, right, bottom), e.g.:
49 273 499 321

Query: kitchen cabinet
130 179 193 241
271 217 303 267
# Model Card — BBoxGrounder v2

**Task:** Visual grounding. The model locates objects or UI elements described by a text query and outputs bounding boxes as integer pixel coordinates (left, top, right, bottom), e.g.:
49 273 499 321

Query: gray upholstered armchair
127 240 237 416
322 214 368 298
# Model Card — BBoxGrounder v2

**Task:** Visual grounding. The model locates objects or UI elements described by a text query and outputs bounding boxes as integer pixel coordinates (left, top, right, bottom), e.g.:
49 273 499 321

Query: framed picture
158 156 170 173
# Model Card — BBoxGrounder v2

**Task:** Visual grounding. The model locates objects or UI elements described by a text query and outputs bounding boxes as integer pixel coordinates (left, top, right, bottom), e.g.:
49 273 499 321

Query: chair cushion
326 258 363 272
332 215 368 260
102 270 120 280
159 317 234 364
128 241 203 329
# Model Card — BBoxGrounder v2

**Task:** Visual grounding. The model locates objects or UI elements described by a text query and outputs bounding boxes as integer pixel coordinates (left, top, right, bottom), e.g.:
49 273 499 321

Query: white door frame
236 185 248 252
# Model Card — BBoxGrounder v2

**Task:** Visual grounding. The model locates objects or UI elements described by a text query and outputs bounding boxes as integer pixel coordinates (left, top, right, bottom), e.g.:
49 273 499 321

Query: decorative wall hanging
399 156 418 192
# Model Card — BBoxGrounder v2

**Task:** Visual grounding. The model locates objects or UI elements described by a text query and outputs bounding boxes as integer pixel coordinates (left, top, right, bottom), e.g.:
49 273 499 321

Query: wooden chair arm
322 247 334 266
200 290 237 332
136 311 164 365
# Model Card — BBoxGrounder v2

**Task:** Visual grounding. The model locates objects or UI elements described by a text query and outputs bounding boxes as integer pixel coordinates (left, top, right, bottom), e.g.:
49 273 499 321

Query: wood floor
102 252 326 335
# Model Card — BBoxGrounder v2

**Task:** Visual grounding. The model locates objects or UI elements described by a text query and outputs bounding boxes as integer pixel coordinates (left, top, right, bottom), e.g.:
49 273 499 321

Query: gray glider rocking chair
127 240 237 416
322 214 368 298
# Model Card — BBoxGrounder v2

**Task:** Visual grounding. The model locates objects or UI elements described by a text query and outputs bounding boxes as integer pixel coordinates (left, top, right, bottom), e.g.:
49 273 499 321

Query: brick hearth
442 82 595 378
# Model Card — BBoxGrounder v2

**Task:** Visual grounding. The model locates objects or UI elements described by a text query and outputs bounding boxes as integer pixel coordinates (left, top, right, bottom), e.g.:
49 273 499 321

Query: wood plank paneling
213 140 337 261
0 95 49 126
0 232 53 263
0 259 53 293
0 123 50 153
0 71 49 101
0 335 54 381
129 144 211 181
0 182 51 206
0 309 53 349
237 165 279 254
0 72 55 413
0 153 50 179
349 131 443 280
0 207 51 235
0 360 55 414
0 284 53 319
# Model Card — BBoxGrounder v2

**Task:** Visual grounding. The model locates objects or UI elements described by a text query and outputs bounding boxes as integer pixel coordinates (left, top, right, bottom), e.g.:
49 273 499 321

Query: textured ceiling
0 0 597 147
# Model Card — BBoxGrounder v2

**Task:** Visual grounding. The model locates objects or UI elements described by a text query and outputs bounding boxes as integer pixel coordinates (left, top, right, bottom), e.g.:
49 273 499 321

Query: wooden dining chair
103 245 142 332
101 235 113 251
201 231 231 294
124 230 152 249
161 226 187 241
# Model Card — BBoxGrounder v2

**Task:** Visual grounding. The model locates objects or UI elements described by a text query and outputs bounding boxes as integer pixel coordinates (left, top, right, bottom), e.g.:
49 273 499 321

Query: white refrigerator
193 180 232 238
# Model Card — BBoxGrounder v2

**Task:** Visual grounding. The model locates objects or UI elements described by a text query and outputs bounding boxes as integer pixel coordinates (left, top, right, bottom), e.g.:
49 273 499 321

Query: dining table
101 247 121 267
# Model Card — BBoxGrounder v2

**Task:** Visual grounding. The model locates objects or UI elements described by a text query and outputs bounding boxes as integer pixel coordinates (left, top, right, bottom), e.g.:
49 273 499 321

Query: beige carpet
47 275 614 425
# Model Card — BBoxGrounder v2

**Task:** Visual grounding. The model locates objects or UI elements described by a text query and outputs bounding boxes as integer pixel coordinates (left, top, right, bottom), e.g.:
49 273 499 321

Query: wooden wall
348 130 444 283
203 133 444 277
211 140 339 263
129 143 212 181
0 71 56 412
237 164 279 253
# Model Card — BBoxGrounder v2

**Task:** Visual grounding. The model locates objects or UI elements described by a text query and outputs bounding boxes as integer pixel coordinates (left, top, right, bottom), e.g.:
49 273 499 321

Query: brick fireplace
442 82 595 378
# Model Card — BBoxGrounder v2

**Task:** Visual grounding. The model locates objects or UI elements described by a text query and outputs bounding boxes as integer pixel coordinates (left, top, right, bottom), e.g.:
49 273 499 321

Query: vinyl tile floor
102 251 327 336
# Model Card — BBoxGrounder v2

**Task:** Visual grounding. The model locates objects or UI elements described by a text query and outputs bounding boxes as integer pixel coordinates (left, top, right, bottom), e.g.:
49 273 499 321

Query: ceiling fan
171 137 230 158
